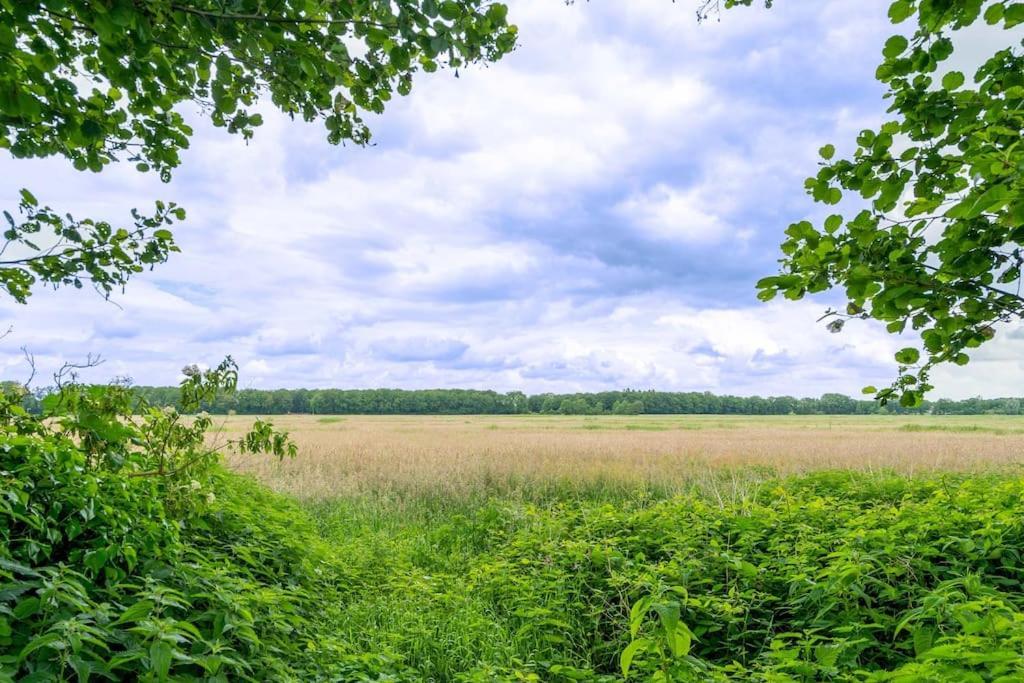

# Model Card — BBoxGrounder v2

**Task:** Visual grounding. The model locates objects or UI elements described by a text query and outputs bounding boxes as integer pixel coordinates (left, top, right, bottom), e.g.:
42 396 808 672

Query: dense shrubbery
0 363 401 681
6 363 1024 681
313 471 1024 681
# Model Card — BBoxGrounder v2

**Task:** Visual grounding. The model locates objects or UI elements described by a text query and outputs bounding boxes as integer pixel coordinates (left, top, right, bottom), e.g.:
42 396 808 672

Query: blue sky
2 0 1022 397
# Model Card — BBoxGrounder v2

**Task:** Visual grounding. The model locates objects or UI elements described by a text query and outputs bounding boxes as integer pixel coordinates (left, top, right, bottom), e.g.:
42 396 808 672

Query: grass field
223 414 1024 501
218 415 1024 680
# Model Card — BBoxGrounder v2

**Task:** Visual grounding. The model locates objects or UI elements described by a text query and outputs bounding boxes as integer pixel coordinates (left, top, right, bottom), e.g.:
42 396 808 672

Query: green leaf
629 595 653 639
941 70 965 90
150 641 172 681
671 623 693 658
900 390 922 408
18 632 61 662
653 601 681 655
984 3 1004 24
819 144 835 160
114 599 155 625
895 347 920 364
620 638 650 678
1006 3 1024 27
13 596 40 619
888 0 914 23
439 1 462 20
883 35 909 58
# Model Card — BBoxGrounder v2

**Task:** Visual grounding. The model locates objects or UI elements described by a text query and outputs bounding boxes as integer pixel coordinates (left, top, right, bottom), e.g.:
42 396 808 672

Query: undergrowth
0 361 403 681
4 364 1024 681
311 470 1024 682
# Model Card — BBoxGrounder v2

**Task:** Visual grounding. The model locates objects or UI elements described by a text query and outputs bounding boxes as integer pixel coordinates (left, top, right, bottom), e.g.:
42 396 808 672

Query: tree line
77 387 1024 416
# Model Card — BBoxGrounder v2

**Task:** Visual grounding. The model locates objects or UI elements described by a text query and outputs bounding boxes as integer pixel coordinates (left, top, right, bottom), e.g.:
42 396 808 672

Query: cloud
93 318 142 340
615 184 729 244
255 334 323 357
6 0 1015 399
370 337 470 363
191 318 260 343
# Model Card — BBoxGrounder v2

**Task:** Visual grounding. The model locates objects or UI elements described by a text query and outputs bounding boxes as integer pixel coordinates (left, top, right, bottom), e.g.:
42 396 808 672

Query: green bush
311 471 1024 681
465 473 1024 680
6 362 1024 681
0 362 406 682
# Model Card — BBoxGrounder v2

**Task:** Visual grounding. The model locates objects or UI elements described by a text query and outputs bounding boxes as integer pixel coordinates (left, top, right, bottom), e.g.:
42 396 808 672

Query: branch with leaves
1 189 181 303
1 0 517 302
756 0 1024 406
35 357 295 505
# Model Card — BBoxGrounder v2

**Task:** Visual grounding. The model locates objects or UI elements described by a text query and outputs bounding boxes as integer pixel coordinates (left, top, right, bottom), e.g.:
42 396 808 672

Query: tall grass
224 414 1024 501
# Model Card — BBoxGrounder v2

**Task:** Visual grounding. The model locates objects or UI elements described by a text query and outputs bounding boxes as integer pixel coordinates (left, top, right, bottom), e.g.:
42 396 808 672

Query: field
223 414 1024 500
207 414 1024 681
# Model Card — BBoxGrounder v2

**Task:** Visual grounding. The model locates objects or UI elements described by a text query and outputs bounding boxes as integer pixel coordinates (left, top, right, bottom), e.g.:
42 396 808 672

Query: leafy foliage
0 190 181 303
756 0 1024 406
0 0 517 302
310 471 1024 680
0 360 342 681
1 0 517 172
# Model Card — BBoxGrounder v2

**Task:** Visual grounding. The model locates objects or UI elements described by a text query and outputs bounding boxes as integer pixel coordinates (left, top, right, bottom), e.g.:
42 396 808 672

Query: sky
2 0 1023 398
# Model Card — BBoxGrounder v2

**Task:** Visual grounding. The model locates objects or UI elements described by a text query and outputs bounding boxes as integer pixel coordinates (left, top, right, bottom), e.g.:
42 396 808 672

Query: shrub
0 360 387 681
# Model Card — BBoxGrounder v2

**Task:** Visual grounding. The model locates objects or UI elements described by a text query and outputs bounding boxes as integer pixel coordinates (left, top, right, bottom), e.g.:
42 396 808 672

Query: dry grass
220 414 1024 501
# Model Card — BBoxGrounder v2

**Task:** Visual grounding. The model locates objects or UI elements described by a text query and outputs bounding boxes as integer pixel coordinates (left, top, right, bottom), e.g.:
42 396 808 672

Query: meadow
224 414 1024 500
207 414 1024 681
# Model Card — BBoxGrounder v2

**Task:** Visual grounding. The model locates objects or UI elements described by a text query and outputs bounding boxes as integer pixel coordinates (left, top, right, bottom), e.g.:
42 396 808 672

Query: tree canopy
755 0 1024 406
0 0 516 301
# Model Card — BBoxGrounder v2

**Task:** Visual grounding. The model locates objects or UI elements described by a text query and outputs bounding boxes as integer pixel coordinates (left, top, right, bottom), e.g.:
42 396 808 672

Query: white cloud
4 0 1011 400
615 184 729 244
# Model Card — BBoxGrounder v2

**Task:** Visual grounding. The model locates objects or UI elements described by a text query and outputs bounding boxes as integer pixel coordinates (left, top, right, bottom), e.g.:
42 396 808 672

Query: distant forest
101 388 1024 416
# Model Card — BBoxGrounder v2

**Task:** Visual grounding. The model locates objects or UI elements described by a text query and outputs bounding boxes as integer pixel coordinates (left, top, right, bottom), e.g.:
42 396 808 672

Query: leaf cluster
0 359 327 680
0 190 181 303
1 0 517 176
757 1 1024 406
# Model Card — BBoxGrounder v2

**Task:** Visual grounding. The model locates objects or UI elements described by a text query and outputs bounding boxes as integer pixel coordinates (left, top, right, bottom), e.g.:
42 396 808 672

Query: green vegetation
0 362 332 681
0 0 516 302
756 0 1024 405
897 422 1024 435
123 386 1024 416
3 0 1023 680
301 471 1024 680
9 381 1024 681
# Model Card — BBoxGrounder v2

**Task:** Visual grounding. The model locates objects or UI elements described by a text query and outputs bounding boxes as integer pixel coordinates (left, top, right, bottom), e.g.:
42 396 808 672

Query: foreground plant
0 357 340 681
